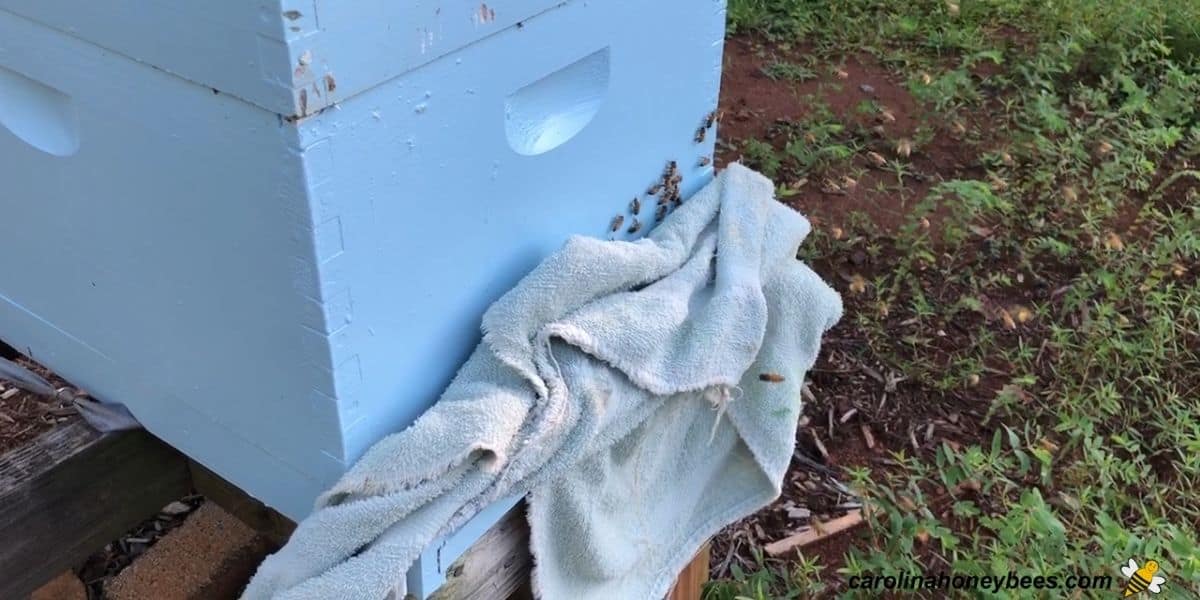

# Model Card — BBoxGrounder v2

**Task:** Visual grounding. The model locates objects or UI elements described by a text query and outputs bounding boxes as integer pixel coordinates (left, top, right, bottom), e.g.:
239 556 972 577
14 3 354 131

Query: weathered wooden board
0 421 190 599
190 460 295 547
429 503 534 600
1 421 707 600
431 502 709 600
668 543 711 600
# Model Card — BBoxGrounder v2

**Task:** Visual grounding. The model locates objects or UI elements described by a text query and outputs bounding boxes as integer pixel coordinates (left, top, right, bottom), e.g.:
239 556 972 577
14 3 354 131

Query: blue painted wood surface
0 0 727 594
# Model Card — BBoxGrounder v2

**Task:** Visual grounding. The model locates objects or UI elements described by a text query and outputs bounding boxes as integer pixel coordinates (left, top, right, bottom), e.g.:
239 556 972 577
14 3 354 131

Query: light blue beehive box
0 0 726 593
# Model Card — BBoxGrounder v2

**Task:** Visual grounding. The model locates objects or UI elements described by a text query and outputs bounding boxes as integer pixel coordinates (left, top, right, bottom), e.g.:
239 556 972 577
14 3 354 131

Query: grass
711 0 1200 597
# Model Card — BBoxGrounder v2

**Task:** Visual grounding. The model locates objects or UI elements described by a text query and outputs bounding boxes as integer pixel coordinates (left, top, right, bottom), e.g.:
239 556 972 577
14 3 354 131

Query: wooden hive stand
1 423 710 599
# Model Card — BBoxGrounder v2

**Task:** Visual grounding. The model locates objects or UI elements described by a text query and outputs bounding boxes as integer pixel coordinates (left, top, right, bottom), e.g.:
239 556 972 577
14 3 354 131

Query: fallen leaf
1061 185 1078 202
999 308 1017 330
1104 231 1125 251
969 224 994 238
1013 305 1033 323
848 274 868 295
861 424 876 449
896 138 913 157
866 151 887 167
810 430 829 459
955 479 982 493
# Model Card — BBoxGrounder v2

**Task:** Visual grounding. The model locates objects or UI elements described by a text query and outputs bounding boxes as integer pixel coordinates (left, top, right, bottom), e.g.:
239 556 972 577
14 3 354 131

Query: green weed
713 0 1200 597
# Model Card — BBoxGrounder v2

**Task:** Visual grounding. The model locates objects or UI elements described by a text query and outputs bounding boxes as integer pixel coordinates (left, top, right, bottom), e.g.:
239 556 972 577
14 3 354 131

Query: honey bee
647 183 663 196
627 217 642 234
610 215 625 232
820 179 845 195
759 373 785 383
630 197 641 215
670 174 682 185
698 156 712 167
656 204 668 222
703 110 718 129
694 127 707 143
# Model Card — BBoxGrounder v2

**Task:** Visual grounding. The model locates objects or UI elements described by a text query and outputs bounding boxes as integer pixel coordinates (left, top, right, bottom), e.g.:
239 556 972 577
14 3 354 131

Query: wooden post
190 460 295 546
429 503 532 600
667 543 710 600
0 421 191 599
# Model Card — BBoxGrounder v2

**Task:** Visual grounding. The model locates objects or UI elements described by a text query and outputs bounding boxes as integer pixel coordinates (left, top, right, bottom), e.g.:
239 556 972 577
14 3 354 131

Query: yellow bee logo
1120 558 1165 596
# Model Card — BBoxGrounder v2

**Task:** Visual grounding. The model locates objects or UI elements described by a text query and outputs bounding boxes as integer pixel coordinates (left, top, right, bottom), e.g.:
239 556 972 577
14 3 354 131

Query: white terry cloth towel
241 163 843 600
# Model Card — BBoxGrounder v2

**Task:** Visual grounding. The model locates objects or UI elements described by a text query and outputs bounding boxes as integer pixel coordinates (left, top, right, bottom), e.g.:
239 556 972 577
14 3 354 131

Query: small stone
859 83 876 94
160 501 192 516
787 506 812 520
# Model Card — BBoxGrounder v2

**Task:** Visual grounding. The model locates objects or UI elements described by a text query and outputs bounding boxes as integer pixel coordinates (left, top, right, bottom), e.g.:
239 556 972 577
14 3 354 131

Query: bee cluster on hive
606 110 720 240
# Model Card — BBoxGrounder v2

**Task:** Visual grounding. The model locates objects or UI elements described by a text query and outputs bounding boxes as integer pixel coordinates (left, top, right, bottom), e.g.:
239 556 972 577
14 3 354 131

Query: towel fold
241 163 843 600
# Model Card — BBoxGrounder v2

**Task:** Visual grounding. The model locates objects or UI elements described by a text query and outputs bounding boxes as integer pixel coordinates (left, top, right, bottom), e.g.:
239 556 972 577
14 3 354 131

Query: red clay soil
709 35 1016 583
717 36 999 233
